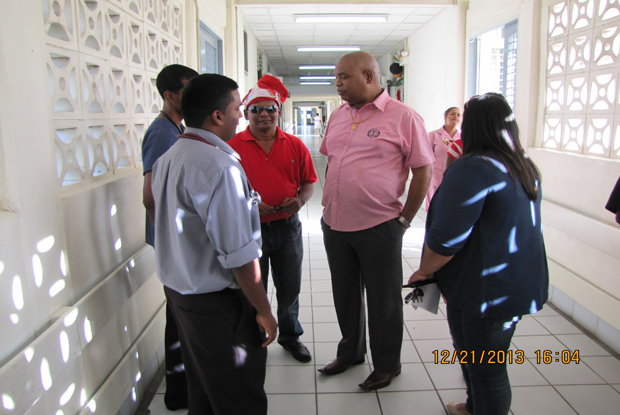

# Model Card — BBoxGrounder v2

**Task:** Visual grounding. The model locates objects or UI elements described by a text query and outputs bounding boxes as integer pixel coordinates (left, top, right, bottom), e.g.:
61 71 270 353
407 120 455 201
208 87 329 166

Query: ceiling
238 4 451 87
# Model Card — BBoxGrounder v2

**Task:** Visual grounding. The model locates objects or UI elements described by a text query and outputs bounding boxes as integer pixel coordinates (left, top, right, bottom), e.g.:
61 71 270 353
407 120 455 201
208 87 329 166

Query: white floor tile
506 359 550 386
581 356 620 383
414 339 456 363
530 358 606 385
310 259 330 270
513 316 551 336
310 279 333 292
511 334 570 358
555 334 611 356
312 305 338 323
400 339 422 363
267 393 317 415
556 385 620 415
535 316 582 335
424 361 467 389
510 386 577 415
311 292 334 307
404 303 445 321
405 319 452 340
265 365 317 394
309 268 331 280
313 322 342 342
378 390 446 415
317 392 382 415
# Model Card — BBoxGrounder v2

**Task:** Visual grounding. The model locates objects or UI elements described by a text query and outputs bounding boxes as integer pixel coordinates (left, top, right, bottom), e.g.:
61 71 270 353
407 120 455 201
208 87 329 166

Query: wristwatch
398 216 411 229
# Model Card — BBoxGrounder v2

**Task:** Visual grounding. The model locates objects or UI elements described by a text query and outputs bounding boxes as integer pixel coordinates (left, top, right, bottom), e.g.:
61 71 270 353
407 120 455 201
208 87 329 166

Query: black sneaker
282 340 312 363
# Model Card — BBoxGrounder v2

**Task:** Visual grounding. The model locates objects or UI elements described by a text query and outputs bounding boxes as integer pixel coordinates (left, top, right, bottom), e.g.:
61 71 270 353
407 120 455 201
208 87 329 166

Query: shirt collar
347 88 390 113
239 125 284 141
184 127 240 159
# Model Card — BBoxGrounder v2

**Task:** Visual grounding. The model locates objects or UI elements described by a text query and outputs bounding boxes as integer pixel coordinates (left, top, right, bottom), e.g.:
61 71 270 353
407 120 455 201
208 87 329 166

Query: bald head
335 51 382 109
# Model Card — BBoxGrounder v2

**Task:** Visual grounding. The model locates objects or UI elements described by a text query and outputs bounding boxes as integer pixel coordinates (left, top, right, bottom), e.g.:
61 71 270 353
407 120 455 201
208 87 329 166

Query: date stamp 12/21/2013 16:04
432 349 580 365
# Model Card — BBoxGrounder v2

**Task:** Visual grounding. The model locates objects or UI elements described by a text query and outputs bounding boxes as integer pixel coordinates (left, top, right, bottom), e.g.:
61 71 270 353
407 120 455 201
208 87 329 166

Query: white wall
404 3 467 129
0 0 196 413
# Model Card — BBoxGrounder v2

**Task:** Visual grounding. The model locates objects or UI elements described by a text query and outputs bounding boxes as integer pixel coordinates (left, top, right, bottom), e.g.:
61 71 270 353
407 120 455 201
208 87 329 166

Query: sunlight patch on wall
12 275 24 310
59 383 75 406
32 254 44 287
84 317 93 343
2 394 15 410
60 331 70 362
49 279 66 297
64 308 78 326
41 357 53 390
24 347 34 363
60 250 67 276
37 235 55 253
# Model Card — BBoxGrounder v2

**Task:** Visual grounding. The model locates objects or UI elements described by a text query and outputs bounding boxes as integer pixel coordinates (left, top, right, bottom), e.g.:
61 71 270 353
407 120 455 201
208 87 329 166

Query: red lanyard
178 132 219 149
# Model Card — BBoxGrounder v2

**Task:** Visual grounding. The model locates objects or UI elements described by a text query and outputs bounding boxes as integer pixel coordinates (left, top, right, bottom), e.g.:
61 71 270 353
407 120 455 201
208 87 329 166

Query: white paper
409 283 441 315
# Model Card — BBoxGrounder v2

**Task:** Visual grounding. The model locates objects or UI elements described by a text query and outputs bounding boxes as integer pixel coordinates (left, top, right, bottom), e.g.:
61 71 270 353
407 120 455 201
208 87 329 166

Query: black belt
261 213 298 228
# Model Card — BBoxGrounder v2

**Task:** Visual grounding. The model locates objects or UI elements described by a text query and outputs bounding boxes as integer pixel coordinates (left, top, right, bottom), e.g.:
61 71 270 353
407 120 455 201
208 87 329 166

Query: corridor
146 127 620 415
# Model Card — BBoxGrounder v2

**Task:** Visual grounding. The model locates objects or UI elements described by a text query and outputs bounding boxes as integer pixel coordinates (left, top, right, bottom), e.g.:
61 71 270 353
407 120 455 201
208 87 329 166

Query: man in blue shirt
141 64 198 411
151 73 277 414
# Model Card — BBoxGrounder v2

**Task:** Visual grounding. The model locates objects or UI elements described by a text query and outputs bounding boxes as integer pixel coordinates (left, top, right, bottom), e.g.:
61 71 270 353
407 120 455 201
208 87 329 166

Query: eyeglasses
249 105 279 114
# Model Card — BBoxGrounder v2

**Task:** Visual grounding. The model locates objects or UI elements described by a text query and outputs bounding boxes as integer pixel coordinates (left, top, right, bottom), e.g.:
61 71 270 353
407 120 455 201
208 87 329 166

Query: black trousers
164 300 188 408
165 286 268 415
321 217 404 373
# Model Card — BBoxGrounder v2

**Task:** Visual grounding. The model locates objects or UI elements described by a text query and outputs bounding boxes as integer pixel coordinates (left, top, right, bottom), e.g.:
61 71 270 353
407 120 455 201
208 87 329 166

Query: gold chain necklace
350 107 379 130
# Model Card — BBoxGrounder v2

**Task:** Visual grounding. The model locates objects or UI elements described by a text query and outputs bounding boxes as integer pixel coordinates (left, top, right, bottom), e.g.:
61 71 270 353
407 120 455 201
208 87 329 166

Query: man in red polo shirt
229 75 317 362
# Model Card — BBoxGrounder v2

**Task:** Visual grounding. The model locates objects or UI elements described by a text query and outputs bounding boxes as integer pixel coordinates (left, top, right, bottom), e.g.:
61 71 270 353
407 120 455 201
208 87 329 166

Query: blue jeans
446 304 521 415
260 214 304 345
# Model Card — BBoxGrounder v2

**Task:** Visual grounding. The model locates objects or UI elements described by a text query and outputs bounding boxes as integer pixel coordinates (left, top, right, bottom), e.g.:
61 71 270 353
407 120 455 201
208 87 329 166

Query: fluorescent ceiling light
300 76 336 80
300 82 332 85
297 46 361 52
295 14 388 23
299 65 336 70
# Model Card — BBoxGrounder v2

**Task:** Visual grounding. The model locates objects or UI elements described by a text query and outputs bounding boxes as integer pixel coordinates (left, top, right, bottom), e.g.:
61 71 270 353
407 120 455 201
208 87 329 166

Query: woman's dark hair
182 74 239 128
444 106 460 118
461 93 541 201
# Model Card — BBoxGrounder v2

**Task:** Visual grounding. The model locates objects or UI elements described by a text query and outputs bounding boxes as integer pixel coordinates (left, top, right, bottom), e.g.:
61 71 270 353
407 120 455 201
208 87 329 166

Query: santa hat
242 74 289 108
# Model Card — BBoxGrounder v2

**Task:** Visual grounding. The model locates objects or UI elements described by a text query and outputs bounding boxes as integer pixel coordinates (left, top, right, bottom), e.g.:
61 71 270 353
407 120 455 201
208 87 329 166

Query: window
200 23 222 74
469 20 518 108
244 31 249 74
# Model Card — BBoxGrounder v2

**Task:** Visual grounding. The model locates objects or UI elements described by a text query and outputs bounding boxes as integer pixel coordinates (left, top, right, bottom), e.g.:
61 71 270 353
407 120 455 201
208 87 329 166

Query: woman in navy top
408 93 549 415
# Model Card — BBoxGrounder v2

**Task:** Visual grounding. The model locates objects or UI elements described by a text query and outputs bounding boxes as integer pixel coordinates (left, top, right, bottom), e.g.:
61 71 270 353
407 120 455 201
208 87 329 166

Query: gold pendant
351 125 357 130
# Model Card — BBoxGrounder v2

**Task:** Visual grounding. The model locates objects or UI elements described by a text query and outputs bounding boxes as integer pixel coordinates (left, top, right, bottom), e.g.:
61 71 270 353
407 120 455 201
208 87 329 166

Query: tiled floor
146 127 620 415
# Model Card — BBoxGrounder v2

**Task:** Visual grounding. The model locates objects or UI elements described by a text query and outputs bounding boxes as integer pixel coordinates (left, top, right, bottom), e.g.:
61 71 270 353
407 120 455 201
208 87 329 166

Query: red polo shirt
229 126 318 223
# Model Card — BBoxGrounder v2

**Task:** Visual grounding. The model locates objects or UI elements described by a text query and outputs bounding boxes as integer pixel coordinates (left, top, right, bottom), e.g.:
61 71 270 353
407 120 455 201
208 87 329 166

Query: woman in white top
313 114 322 134
425 106 461 210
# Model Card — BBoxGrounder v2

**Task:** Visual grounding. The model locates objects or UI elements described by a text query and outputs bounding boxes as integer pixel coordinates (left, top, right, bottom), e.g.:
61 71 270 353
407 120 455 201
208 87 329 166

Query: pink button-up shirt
426 127 461 210
320 89 433 231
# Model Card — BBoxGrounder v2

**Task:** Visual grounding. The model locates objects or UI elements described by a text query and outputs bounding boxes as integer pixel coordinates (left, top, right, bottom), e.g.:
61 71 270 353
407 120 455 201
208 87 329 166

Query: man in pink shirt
317 51 433 390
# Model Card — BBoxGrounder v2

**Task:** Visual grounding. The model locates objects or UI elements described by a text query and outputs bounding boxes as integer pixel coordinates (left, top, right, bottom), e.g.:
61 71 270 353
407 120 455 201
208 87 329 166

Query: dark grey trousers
165 287 268 415
321 217 404 373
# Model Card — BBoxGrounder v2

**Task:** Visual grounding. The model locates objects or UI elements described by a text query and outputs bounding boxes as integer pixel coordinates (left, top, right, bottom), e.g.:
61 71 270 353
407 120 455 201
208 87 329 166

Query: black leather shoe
282 340 312 363
318 358 365 375
358 364 402 390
